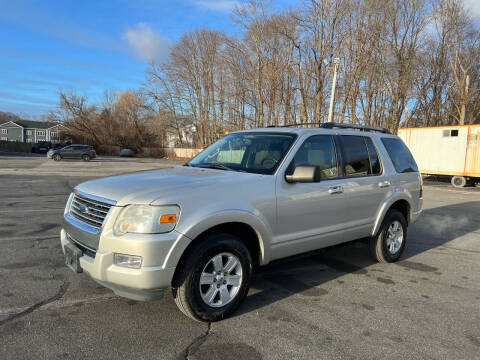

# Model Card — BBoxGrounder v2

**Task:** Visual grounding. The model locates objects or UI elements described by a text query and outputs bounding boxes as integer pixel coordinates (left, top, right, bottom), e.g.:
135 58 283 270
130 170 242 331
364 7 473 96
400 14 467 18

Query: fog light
114 253 142 269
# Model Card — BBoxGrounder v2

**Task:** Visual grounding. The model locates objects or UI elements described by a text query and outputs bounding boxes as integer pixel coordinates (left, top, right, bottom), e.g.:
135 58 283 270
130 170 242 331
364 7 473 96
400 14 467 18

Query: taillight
419 183 423 198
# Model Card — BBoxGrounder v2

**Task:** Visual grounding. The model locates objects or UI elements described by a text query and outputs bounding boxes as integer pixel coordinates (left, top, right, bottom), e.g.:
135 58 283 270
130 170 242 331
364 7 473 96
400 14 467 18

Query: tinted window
381 138 418 173
365 137 381 174
291 135 338 179
339 135 370 177
62 146 73 151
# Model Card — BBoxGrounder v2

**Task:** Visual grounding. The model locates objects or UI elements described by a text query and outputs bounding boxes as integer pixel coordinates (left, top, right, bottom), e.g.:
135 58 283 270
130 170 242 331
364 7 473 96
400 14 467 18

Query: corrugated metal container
398 125 480 178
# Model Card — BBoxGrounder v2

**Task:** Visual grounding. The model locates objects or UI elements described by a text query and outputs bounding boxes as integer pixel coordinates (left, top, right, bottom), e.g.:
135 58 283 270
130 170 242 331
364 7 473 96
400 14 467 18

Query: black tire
53 154 61 161
451 176 466 188
82 154 91 162
172 233 252 322
369 209 407 263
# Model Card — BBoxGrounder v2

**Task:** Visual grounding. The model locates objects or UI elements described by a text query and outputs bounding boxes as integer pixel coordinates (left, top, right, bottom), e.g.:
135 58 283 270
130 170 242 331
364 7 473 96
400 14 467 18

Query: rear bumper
60 227 183 301
411 209 422 224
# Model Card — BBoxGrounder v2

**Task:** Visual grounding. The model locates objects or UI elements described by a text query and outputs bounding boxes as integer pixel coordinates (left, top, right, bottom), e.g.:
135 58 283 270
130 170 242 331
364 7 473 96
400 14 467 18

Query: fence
0 141 34 153
140 147 203 159
0 141 203 159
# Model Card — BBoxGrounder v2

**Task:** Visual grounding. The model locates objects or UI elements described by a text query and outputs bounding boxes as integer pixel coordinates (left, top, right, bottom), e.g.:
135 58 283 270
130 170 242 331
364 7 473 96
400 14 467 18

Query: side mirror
285 166 321 183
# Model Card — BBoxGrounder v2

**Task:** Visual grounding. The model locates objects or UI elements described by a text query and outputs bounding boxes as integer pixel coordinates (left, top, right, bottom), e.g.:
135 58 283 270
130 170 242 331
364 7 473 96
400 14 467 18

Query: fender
371 189 413 237
162 209 273 269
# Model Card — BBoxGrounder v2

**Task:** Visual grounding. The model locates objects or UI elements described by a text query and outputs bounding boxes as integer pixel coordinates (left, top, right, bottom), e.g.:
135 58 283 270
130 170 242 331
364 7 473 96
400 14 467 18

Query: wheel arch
167 211 271 286
170 222 265 288
372 195 412 237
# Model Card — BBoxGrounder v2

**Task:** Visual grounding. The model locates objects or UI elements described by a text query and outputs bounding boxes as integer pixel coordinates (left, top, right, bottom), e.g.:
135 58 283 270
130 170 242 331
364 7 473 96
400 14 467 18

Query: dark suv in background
48 144 96 161
32 141 53 154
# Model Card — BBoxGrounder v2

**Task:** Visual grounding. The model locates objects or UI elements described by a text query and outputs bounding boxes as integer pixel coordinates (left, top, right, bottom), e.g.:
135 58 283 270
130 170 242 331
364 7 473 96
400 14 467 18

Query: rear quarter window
381 138 418 173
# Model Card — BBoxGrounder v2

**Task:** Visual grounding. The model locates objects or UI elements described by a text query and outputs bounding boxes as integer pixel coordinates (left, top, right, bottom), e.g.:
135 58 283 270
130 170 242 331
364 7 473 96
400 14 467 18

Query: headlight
113 205 180 236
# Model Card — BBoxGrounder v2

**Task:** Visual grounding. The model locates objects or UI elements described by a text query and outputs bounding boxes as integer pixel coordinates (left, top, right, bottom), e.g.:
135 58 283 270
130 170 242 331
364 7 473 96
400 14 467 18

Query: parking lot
1 155 479 360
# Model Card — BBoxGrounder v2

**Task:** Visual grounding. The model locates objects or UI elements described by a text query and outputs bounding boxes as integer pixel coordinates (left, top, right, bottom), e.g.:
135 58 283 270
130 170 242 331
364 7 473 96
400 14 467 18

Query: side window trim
364 137 384 176
332 135 344 178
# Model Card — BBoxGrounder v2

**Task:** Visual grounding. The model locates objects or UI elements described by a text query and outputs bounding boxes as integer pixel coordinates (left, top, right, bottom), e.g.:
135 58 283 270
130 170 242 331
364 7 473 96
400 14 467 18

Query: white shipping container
398 125 480 186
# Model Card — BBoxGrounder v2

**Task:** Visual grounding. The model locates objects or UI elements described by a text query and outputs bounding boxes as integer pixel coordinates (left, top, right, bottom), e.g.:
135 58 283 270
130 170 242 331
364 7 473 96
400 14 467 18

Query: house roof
15 120 63 129
0 119 64 129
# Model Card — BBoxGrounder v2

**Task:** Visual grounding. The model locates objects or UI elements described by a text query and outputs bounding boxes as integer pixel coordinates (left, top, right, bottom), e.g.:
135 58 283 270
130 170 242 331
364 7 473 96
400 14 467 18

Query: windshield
188 132 297 175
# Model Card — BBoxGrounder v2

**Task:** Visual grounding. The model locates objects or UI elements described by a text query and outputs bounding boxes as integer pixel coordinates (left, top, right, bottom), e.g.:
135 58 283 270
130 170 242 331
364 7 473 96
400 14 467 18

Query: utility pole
327 58 340 123
460 74 469 125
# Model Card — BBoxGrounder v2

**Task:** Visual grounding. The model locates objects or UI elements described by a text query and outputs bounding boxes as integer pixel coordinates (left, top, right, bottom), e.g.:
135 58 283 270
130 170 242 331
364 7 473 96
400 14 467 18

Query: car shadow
234 201 480 317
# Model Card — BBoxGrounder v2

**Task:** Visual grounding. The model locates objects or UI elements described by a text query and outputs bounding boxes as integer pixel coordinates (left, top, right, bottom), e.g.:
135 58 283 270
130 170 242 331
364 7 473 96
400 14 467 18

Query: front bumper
60 220 189 301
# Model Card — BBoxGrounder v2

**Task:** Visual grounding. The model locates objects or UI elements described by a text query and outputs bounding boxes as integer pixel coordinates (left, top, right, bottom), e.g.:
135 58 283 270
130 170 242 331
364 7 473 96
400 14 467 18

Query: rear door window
381 138 418 173
338 135 371 177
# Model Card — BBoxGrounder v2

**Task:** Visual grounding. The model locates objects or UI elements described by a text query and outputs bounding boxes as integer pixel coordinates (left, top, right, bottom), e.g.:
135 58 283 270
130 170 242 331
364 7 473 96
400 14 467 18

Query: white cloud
123 23 170 62
194 0 239 13
462 0 480 19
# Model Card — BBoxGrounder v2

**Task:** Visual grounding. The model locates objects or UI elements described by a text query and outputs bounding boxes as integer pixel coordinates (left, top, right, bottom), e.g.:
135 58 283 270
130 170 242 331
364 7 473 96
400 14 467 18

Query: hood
76 166 256 206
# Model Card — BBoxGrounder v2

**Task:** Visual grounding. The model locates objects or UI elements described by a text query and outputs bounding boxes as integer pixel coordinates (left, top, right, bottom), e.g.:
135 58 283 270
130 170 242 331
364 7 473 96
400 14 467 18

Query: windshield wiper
196 163 235 171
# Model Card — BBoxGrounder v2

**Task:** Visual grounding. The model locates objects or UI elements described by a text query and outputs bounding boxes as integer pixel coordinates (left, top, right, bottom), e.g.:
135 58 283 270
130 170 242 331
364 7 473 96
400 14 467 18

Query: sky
1 0 479 119
0 0 298 118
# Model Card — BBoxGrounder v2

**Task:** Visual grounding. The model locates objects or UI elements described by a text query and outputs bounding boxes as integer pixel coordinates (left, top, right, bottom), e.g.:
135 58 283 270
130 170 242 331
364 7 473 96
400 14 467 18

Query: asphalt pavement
0 155 479 359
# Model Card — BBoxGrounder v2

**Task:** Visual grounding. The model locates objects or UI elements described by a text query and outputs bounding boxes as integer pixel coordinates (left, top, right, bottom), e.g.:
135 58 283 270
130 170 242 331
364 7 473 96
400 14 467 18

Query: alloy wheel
199 252 243 308
385 220 403 255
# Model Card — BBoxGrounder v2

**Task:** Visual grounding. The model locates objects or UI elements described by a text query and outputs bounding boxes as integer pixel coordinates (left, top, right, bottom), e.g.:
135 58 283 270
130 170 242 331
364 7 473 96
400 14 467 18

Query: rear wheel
451 176 467 188
82 154 91 162
369 209 407 263
53 154 61 161
172 233 252 322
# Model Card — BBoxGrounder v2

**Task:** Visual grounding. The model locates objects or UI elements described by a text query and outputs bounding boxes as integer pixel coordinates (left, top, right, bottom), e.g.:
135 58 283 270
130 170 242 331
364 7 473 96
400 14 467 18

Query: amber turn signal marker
160 214 177 223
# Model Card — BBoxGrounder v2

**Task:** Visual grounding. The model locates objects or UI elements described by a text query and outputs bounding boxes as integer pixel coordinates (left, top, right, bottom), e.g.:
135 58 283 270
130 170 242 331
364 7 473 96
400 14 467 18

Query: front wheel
172 233 252 322
53 154 61 161
369 209 407 263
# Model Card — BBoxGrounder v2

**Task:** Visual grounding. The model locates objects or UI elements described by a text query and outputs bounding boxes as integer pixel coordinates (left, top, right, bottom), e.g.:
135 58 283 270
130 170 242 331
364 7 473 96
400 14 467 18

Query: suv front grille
70 192 113 229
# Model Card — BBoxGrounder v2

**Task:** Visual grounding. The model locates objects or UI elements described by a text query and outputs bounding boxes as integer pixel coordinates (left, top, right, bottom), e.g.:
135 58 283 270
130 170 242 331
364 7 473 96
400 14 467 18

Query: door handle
378 181 391 188
328 186 343 194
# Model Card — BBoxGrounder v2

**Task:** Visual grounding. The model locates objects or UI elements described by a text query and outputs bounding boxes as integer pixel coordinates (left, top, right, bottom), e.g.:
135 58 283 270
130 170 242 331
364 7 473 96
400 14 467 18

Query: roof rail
269 122 391 134
320 122 391 134
281 122 320 128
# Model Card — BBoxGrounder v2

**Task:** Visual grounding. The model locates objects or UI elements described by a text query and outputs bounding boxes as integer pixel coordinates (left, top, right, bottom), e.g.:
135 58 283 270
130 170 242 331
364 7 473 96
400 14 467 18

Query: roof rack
275 122 390 134
321 122 391 134
280 123 317 128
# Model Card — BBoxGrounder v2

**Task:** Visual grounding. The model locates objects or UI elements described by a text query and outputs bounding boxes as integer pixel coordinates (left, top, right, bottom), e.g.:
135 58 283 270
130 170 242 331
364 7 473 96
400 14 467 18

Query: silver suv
61 123 422 321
